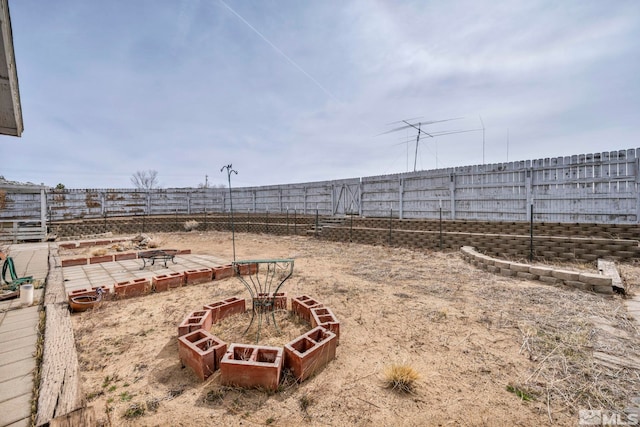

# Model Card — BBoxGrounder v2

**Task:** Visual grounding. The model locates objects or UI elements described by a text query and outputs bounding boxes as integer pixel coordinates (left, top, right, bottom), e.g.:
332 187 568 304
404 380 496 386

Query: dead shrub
383 364 420 393
184 220 199 231
90 248 108 256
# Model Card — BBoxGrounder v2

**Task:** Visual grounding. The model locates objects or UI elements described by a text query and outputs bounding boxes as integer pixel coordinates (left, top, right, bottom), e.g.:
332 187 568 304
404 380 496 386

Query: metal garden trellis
221 164 238 262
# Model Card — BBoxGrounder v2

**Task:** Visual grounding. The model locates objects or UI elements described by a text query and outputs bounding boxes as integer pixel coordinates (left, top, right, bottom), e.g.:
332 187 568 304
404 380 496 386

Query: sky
1 0 639 189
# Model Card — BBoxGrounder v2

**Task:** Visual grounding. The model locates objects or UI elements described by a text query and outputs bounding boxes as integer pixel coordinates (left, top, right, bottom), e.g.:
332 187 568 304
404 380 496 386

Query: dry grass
183 220 199 231
383 364 420 393
69 231 640 426
90 247 108 257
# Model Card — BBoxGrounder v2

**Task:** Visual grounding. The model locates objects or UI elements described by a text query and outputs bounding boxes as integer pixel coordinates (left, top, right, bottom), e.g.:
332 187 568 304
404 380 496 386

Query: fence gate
332 180 361 215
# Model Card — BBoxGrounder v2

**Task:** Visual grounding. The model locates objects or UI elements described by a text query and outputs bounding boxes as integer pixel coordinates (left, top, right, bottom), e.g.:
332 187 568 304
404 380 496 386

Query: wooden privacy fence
2 149 639 238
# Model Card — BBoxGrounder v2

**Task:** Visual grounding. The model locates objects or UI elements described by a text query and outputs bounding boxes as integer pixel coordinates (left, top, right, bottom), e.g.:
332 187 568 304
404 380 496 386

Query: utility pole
205 174 208 188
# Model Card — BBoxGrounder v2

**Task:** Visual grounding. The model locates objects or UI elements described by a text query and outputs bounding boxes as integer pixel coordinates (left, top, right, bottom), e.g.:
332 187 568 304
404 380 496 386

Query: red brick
254 292 288 312
213 265 235 280
220 344 283 390
114 277 151 299
89 255 114 264
59 242 78 249
178 329 227 381
177 249 191 255
204 297 246 323
94 240 112 246
152 272 184 292
77 241 94 248
238 263 258 276
68 285 111 300
291 295 323 323
184 268 214 285
310 306 340 343
61 257 88 267
114 252 137 261
178 309 213 337
284 326 337 382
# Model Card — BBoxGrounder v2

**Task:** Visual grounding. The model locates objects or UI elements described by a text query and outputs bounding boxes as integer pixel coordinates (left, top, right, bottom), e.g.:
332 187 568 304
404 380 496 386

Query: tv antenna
380 117 480 172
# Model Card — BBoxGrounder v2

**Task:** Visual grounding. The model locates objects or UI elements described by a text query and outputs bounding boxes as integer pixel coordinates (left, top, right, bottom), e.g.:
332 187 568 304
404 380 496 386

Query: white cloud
4 0 639 188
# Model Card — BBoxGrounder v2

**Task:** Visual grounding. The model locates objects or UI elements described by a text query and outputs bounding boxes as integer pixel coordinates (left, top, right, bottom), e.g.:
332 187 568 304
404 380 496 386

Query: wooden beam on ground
36 244 84 426
49 407 95 427
597 259 625 292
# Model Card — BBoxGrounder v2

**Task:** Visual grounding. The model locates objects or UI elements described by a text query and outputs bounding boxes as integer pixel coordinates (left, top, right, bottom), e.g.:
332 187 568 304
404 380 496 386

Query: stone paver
1 241 228 427
0 376 32 408
0 243 48 427
0 394 31 427
62 254 228 294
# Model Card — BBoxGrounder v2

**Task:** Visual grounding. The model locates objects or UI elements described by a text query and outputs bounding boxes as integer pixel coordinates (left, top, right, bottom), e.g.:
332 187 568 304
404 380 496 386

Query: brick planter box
184 268 214 285
114 277 151 299
59 243 78 249
89 255 114 264
220 344 283 390
204 297 246 323
291 295 323 323
178 329 227 381
68 285 111 300
310 307 340 343
114 252 137 261
152 272 185 292
213 265 235 280
237 263 259 276
284 326 337 382
61 258 88 267
178 309 213 337
253 292 288 312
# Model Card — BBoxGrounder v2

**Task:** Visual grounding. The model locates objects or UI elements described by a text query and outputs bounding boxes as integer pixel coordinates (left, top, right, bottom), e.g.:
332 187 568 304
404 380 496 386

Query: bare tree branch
131 170 159 190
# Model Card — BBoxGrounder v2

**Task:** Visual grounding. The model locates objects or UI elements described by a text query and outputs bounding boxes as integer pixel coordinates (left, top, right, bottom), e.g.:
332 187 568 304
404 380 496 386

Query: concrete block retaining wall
53 214 640 263
461 246 615 294
51 214 316 238
320 225 640 263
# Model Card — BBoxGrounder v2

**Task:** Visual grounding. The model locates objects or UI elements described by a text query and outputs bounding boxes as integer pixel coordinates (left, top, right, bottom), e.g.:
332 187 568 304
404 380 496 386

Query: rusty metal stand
233 259 294 343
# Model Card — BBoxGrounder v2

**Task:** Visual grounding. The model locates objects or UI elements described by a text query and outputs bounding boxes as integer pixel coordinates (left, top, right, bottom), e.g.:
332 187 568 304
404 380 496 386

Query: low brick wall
461 246 615 294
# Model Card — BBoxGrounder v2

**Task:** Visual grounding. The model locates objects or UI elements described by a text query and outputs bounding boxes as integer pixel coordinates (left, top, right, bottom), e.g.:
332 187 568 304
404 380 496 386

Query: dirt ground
68 231 640 426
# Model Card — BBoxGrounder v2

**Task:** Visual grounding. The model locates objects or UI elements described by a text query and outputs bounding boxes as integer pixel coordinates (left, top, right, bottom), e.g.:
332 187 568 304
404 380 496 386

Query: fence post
286 208 289 235
388 208 393 246
449 173 456 220
294 208 297 235
439 199 443 250
529 198 534 262
399 178 404 220
315 209 319 238
350 213 353 242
